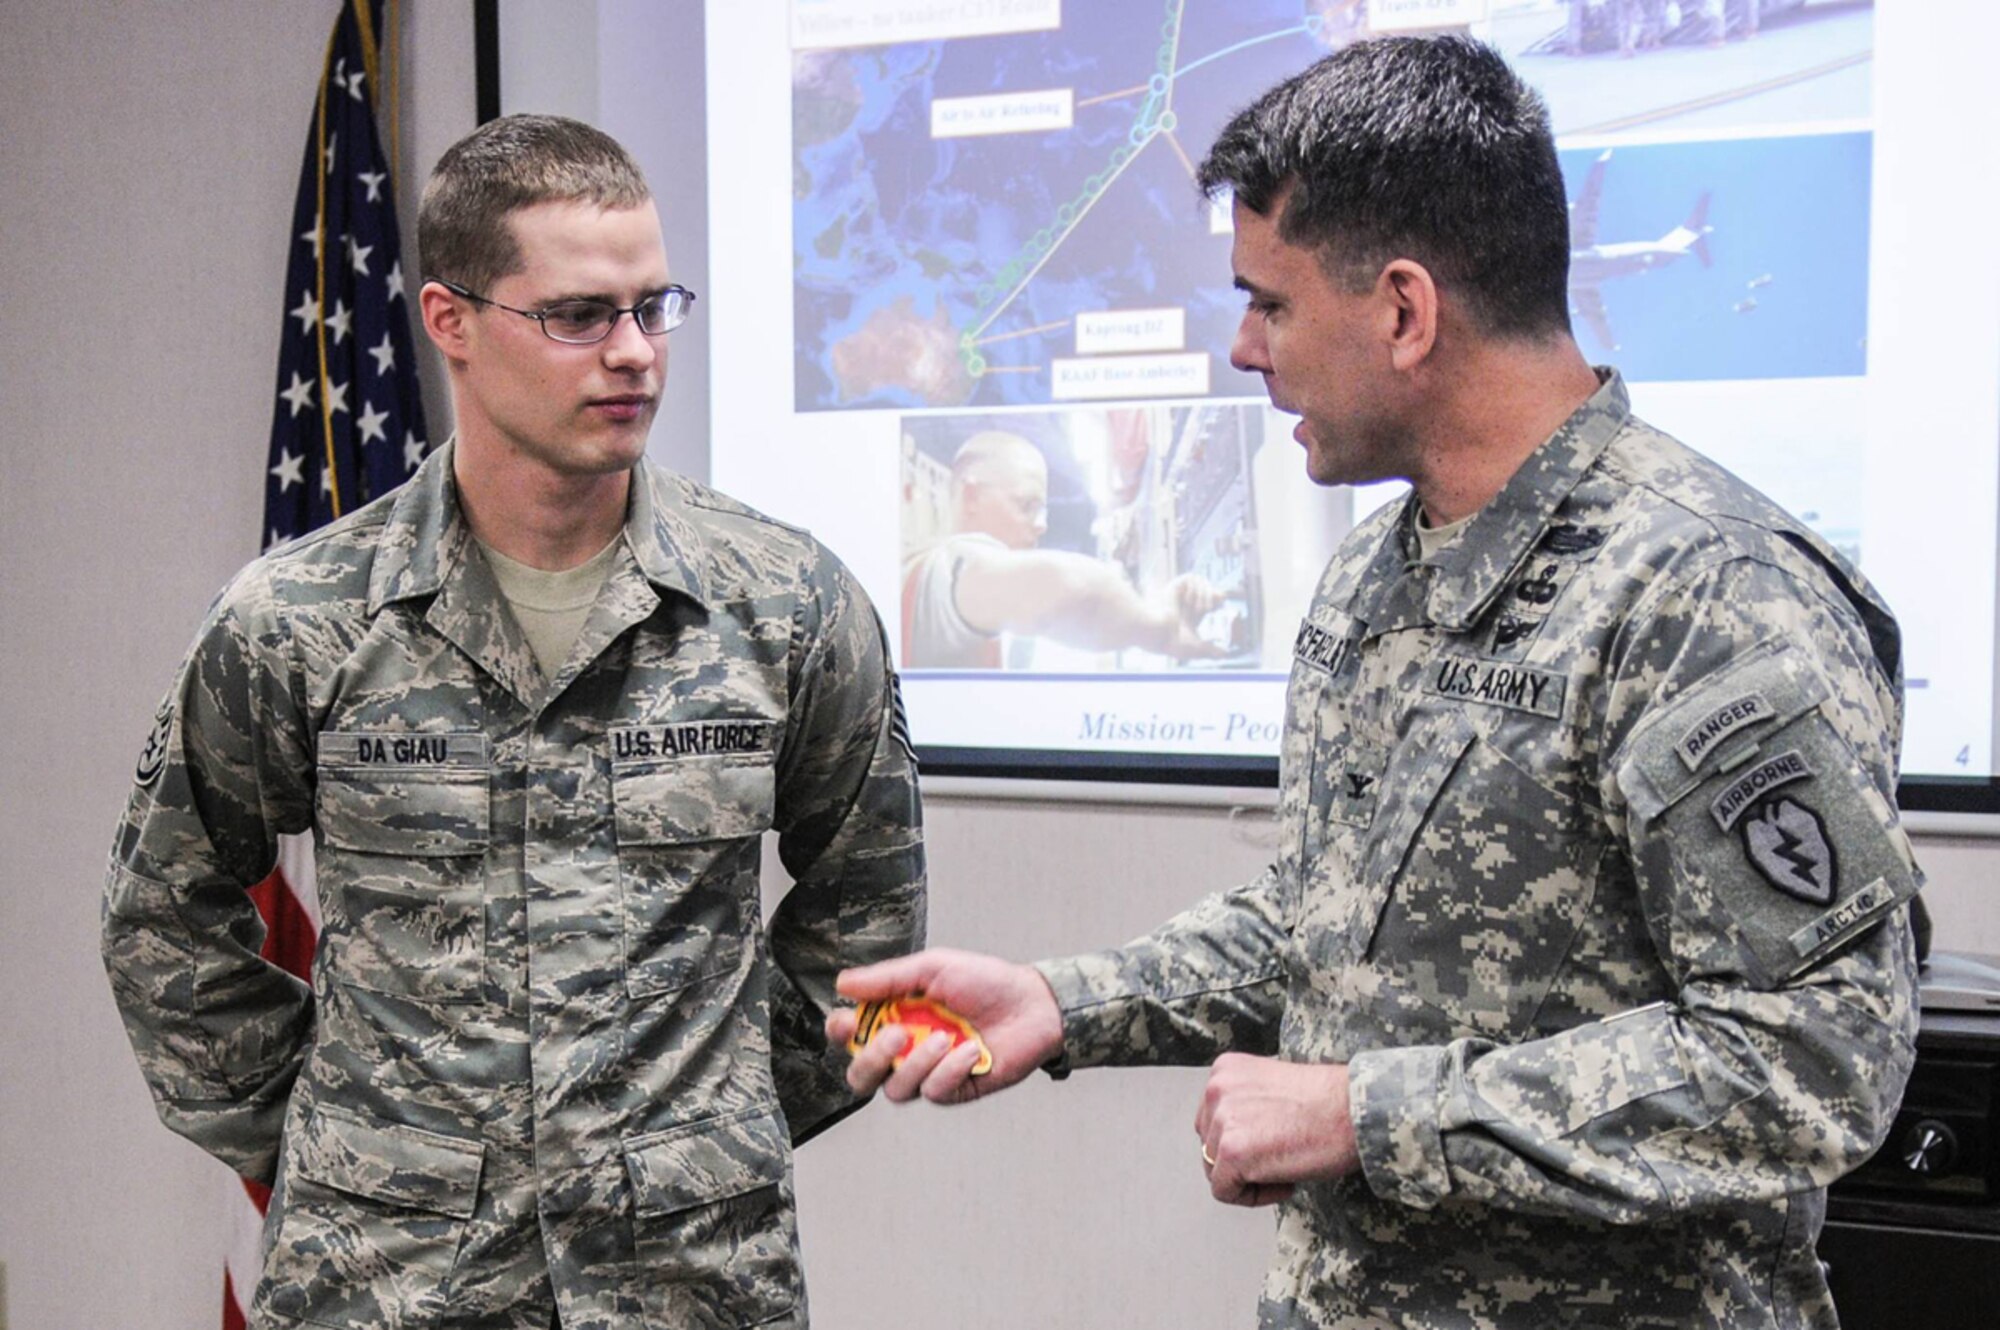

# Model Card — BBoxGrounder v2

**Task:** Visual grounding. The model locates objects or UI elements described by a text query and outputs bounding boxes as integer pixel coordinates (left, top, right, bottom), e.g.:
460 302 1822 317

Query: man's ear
1378 259 1439 372
418 281 470 363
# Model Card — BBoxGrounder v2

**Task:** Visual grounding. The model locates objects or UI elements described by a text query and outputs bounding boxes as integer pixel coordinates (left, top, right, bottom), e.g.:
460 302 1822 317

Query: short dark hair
1197 35 1571 340
418 114 651 293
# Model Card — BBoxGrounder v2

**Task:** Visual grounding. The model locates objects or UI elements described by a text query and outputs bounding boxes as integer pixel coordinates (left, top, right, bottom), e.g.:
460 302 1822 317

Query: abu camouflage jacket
104 444 925 1328
1039 372 1921 1329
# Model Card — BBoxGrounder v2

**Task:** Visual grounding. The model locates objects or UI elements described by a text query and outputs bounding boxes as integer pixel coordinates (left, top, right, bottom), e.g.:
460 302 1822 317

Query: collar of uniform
368 438 469 613
1418 367 1629 633
623 460 711 609
367 444 711 613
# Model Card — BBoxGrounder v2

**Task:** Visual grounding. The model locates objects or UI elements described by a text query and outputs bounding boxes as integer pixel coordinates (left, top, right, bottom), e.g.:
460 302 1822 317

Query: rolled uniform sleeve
1348 554 1920 1221
767 553 926 1143
102 566 317 1183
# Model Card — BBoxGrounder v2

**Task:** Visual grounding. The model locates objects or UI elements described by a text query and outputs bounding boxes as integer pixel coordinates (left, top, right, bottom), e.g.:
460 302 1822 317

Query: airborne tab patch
1710 749 1814 831
1424 658 1566 719
611 720 777 763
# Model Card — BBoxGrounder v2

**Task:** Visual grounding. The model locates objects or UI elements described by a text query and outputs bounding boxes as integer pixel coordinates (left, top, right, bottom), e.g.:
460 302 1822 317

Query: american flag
262 0 428 549
228 2 427 1324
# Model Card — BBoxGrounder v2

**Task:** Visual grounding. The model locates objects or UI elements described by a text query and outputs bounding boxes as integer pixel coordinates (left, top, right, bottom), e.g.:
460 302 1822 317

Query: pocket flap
293 1107 484 1219
1620 638 1831 821
1361 708 1477 893
612 756 777 846
624 1105 789 1218
316 767 491 856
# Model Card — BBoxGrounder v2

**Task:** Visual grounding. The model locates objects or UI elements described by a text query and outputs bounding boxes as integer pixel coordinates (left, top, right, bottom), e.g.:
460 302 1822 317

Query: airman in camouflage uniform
833 37 1916 1330
103 116 924 1329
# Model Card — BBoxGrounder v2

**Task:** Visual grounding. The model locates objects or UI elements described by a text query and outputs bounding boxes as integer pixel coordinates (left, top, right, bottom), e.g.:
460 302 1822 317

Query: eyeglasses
432 278 697 344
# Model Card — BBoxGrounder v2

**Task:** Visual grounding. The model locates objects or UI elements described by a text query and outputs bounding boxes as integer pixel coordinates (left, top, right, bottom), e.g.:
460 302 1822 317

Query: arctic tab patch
1710 749 1814 831
1788 877 1892 958
1425 658 1566 719
1678 692 1774 771
1742 796 1836 905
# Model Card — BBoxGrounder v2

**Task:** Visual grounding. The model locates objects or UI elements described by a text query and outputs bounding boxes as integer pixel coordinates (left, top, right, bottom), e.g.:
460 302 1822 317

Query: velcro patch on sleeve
1616 637 1917 986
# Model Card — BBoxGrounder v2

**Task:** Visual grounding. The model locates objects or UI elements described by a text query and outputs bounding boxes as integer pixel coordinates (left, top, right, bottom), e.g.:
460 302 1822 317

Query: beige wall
0 4 475 1326
2 5 1996 1329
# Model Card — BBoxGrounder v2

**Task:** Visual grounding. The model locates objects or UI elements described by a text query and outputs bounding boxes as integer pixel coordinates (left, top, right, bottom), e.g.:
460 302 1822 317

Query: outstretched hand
827 948 1066 1106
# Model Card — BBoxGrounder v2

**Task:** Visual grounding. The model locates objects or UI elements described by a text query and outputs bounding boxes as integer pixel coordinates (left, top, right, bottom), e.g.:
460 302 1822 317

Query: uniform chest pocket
1356 711 1598 1041
612 753 776 1000
316 760 491 1006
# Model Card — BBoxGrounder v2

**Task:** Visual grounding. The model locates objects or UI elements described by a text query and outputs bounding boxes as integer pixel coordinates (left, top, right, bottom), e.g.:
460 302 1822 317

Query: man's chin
583 417 656 468
1299 434 1345 488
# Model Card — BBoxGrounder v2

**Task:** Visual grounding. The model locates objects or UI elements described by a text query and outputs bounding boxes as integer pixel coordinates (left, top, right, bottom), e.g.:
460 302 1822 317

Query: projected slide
792 0 1327 412
789 0 1875 411
696 0 2000 785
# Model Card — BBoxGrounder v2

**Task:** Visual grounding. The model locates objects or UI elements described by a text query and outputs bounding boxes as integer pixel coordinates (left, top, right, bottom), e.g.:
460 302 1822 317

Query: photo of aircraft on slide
1567 148 1713 353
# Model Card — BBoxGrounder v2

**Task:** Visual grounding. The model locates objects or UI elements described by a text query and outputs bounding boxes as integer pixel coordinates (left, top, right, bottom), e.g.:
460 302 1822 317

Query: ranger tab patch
1425 658 1566 719
1677 692 1775 771
1742 796 1836 905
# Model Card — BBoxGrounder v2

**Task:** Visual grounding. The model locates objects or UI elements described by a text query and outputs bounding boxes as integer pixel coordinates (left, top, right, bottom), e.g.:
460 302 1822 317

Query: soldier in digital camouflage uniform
832 37 1918 1329
102 115 924 1329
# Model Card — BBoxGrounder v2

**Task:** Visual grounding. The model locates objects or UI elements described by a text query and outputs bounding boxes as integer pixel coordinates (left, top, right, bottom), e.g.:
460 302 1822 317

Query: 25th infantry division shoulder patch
1741 797 1836 906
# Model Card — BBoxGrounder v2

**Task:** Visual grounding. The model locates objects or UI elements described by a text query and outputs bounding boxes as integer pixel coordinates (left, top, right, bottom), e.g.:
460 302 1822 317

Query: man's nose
1229 313 1267 375
602 312 661 370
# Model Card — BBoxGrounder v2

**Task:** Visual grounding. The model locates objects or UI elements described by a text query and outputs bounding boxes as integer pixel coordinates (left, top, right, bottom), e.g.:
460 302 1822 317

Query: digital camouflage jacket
1039 372 1920 1330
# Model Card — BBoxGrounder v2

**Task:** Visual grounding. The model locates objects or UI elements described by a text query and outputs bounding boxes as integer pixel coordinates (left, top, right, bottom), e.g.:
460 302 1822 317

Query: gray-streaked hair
1198 36 1572 340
